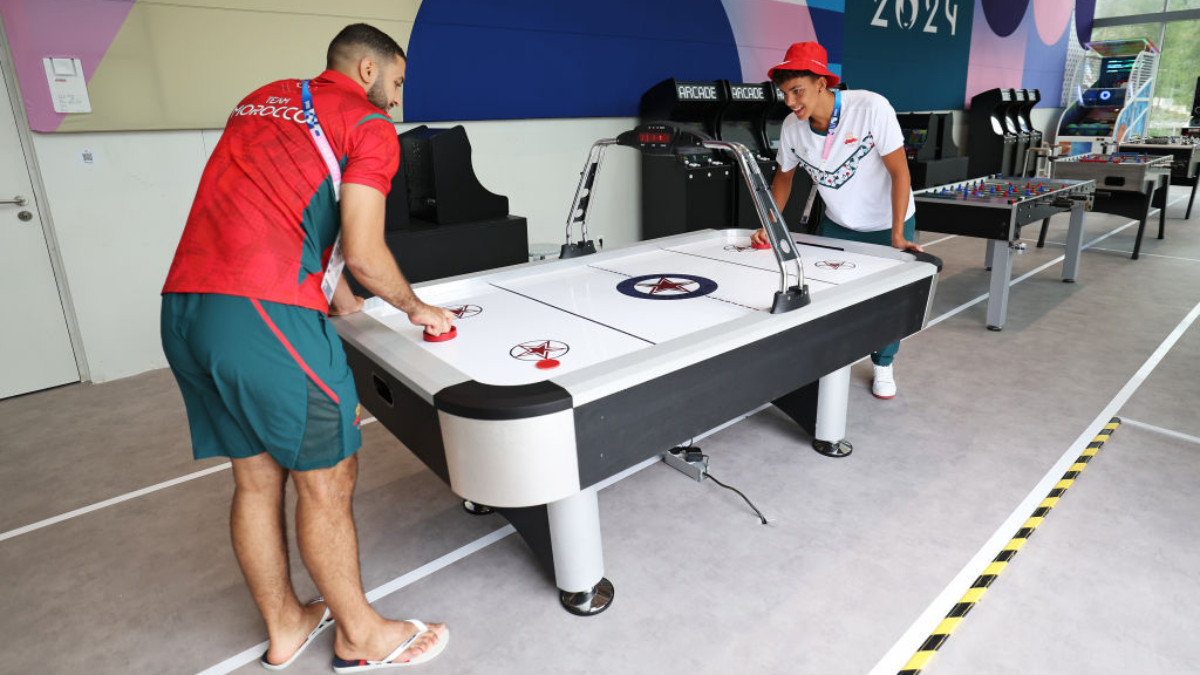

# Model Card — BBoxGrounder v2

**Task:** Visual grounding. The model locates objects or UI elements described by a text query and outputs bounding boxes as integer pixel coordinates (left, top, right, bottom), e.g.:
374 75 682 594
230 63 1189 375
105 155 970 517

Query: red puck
424 325 457 342
536 359 560 369
751 239 771 250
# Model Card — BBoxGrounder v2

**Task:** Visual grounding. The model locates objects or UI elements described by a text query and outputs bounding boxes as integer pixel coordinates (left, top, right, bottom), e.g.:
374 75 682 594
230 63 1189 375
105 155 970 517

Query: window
1090 4 1200 135
1152 19 1200 132
1094 0 1166 18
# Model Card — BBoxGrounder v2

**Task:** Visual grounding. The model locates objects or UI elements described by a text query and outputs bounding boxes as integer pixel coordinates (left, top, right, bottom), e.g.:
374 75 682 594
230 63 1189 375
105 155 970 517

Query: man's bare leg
292 454 446 663
230 453 330 665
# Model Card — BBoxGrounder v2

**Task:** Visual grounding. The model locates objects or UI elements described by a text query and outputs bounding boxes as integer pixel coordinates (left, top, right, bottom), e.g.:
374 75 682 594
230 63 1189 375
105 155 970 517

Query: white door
1 54 79 398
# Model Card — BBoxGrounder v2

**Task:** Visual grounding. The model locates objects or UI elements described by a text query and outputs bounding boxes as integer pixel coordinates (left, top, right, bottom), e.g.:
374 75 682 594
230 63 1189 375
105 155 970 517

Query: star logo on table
636 276 698 295
815 260 856 270
443 304 482 319
724 244 753 253
510 340 570 362
616 273 718 301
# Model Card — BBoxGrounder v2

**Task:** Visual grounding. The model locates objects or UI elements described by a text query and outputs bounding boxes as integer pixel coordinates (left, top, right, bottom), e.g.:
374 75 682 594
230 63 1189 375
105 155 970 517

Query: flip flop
331 620 449 672
260 600 335 671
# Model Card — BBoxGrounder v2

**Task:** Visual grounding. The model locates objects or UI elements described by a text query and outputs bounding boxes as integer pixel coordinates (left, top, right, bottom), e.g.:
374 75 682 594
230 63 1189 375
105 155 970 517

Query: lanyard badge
820 89 842 162
301 80 346 304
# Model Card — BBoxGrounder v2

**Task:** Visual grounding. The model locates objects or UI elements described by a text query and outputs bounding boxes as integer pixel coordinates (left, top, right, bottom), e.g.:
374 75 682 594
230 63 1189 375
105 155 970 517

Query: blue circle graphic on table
1099 90 1111 101
617 274 718 300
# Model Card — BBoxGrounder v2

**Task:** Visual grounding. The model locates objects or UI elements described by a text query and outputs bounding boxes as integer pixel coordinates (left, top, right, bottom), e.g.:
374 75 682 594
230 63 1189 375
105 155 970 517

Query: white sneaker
872 364 896 399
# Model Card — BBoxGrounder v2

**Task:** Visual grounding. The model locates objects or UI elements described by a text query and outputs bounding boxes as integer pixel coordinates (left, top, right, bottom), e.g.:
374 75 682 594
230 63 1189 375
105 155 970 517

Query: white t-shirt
776 89 915 232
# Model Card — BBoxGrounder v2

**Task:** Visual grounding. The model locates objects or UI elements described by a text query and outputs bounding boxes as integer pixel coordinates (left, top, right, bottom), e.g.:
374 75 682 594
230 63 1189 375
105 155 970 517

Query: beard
366 79 390 112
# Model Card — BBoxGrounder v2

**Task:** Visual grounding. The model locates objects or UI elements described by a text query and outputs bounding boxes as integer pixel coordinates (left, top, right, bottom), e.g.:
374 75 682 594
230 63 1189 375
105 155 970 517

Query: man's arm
339 183 453 333
328 275 363 316
880 147 923 253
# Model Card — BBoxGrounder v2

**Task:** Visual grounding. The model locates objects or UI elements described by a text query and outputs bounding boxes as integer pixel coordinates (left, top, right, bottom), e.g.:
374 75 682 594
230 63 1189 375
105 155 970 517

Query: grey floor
3 186 1199 675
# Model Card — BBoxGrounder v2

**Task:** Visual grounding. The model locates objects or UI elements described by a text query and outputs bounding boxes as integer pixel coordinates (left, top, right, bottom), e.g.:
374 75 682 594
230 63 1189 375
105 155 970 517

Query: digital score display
639 131 673 145
618 123 708 156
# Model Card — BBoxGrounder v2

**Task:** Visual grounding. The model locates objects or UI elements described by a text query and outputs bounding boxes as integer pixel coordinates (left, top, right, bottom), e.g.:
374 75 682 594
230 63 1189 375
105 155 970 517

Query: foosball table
1051 152 1172 259
915 177 1095 330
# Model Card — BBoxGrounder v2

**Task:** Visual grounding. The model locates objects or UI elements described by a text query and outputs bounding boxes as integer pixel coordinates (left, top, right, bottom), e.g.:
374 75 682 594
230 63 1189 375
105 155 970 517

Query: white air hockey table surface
333 227 939 615
361 229 911 385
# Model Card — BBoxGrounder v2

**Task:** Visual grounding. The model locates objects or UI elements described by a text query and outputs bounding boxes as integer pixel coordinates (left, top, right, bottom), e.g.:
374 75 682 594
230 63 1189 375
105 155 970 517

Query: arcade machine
346 125 527 291
967 88 1018 178
896 111 969 187
1002 89 1032 176
717 81 816 233
1182 76 1200 138
1014 89 1045 175
639 79 734 239
1055 39 1158 156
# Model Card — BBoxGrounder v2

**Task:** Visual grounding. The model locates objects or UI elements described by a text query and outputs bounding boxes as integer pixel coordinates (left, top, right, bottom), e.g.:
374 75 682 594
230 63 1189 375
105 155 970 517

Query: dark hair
326 23 406 69
770 69 821 88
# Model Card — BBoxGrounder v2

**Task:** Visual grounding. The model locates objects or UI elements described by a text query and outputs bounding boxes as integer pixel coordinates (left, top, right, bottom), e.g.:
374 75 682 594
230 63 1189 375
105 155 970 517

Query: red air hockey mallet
751 237 771 250
423 325 458 342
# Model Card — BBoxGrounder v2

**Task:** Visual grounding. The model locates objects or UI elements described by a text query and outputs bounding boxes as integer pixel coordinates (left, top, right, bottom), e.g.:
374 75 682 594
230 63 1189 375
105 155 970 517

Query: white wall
33 130 207 383
410 117 642 251
33 117 642 383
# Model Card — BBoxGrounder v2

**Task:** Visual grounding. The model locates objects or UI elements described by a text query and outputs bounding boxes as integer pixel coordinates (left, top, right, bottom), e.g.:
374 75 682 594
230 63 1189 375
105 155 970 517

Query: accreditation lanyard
820 89 842 162
801 90 842 226
301 80 346 303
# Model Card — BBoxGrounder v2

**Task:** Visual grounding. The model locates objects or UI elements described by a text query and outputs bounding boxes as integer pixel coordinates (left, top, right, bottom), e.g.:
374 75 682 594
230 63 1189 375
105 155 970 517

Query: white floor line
1119 417 1200 446
927 219 1137 328
195 525 517 675
870 296 1200 675
1060 246 1200 264
0 418 382 545
921 235 957 247
0 462 232 543
195 409 760 675
195 455 670 675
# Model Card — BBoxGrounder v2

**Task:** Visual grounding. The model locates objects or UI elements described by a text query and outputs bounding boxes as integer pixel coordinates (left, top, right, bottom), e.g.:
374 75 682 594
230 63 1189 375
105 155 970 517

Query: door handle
1 195 28 206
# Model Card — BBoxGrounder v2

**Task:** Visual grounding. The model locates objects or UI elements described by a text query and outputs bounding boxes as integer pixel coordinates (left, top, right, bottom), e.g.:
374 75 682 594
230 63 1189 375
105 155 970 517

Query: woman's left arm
880 147 923 253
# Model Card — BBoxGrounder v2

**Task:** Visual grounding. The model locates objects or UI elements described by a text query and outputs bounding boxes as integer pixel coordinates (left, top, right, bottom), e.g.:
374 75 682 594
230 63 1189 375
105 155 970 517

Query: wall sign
869 0 961 37
842 0 975 111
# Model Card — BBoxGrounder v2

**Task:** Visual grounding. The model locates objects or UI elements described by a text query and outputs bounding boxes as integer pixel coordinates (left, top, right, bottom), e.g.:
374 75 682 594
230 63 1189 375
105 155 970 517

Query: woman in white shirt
752 41 923 400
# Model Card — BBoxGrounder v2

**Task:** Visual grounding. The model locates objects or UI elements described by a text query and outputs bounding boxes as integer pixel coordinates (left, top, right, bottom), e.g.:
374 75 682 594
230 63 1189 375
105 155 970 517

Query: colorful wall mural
0 0 1095 132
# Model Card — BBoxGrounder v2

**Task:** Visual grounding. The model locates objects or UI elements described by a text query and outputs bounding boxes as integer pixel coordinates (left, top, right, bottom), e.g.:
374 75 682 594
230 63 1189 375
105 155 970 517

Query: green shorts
818 214 917 246
161 293 362 471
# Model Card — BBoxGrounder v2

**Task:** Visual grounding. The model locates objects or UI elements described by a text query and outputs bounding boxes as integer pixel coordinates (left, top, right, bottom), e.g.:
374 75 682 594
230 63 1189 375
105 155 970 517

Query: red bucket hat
767 41 840 88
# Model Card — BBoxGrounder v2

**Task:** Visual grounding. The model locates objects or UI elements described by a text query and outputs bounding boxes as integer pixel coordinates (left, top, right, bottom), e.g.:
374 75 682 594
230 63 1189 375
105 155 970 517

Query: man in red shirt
162 24 450 670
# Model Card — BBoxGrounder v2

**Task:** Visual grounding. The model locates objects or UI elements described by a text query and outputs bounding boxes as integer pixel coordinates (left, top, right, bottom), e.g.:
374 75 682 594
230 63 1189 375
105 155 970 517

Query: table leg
986 239 1013 331
1187 176 1198 220
547 488 613 616
984 239 995 271
812 365 852 458
1132 195 1150 261
1061 203 1084 283
1153 178 1167 239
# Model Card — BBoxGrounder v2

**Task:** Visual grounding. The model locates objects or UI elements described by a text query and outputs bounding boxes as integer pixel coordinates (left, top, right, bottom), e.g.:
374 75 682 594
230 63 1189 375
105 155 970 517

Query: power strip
663 446 707 482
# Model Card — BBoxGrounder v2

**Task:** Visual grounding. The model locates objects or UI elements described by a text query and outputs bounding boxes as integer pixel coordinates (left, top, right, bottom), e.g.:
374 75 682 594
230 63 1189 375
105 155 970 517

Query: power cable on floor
705 470 768 525
664 444 768 524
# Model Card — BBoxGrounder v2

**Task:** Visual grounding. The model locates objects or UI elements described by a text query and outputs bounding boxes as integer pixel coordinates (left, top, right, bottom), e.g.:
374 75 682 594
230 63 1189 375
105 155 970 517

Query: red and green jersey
163 69 399 312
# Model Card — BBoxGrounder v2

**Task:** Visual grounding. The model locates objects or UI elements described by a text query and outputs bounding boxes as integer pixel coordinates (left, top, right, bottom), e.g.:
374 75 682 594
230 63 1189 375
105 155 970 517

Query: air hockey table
333 125 941 616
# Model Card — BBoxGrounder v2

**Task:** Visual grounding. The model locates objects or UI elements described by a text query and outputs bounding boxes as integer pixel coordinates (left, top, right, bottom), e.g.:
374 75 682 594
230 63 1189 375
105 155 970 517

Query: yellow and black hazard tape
898 417 1121 675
